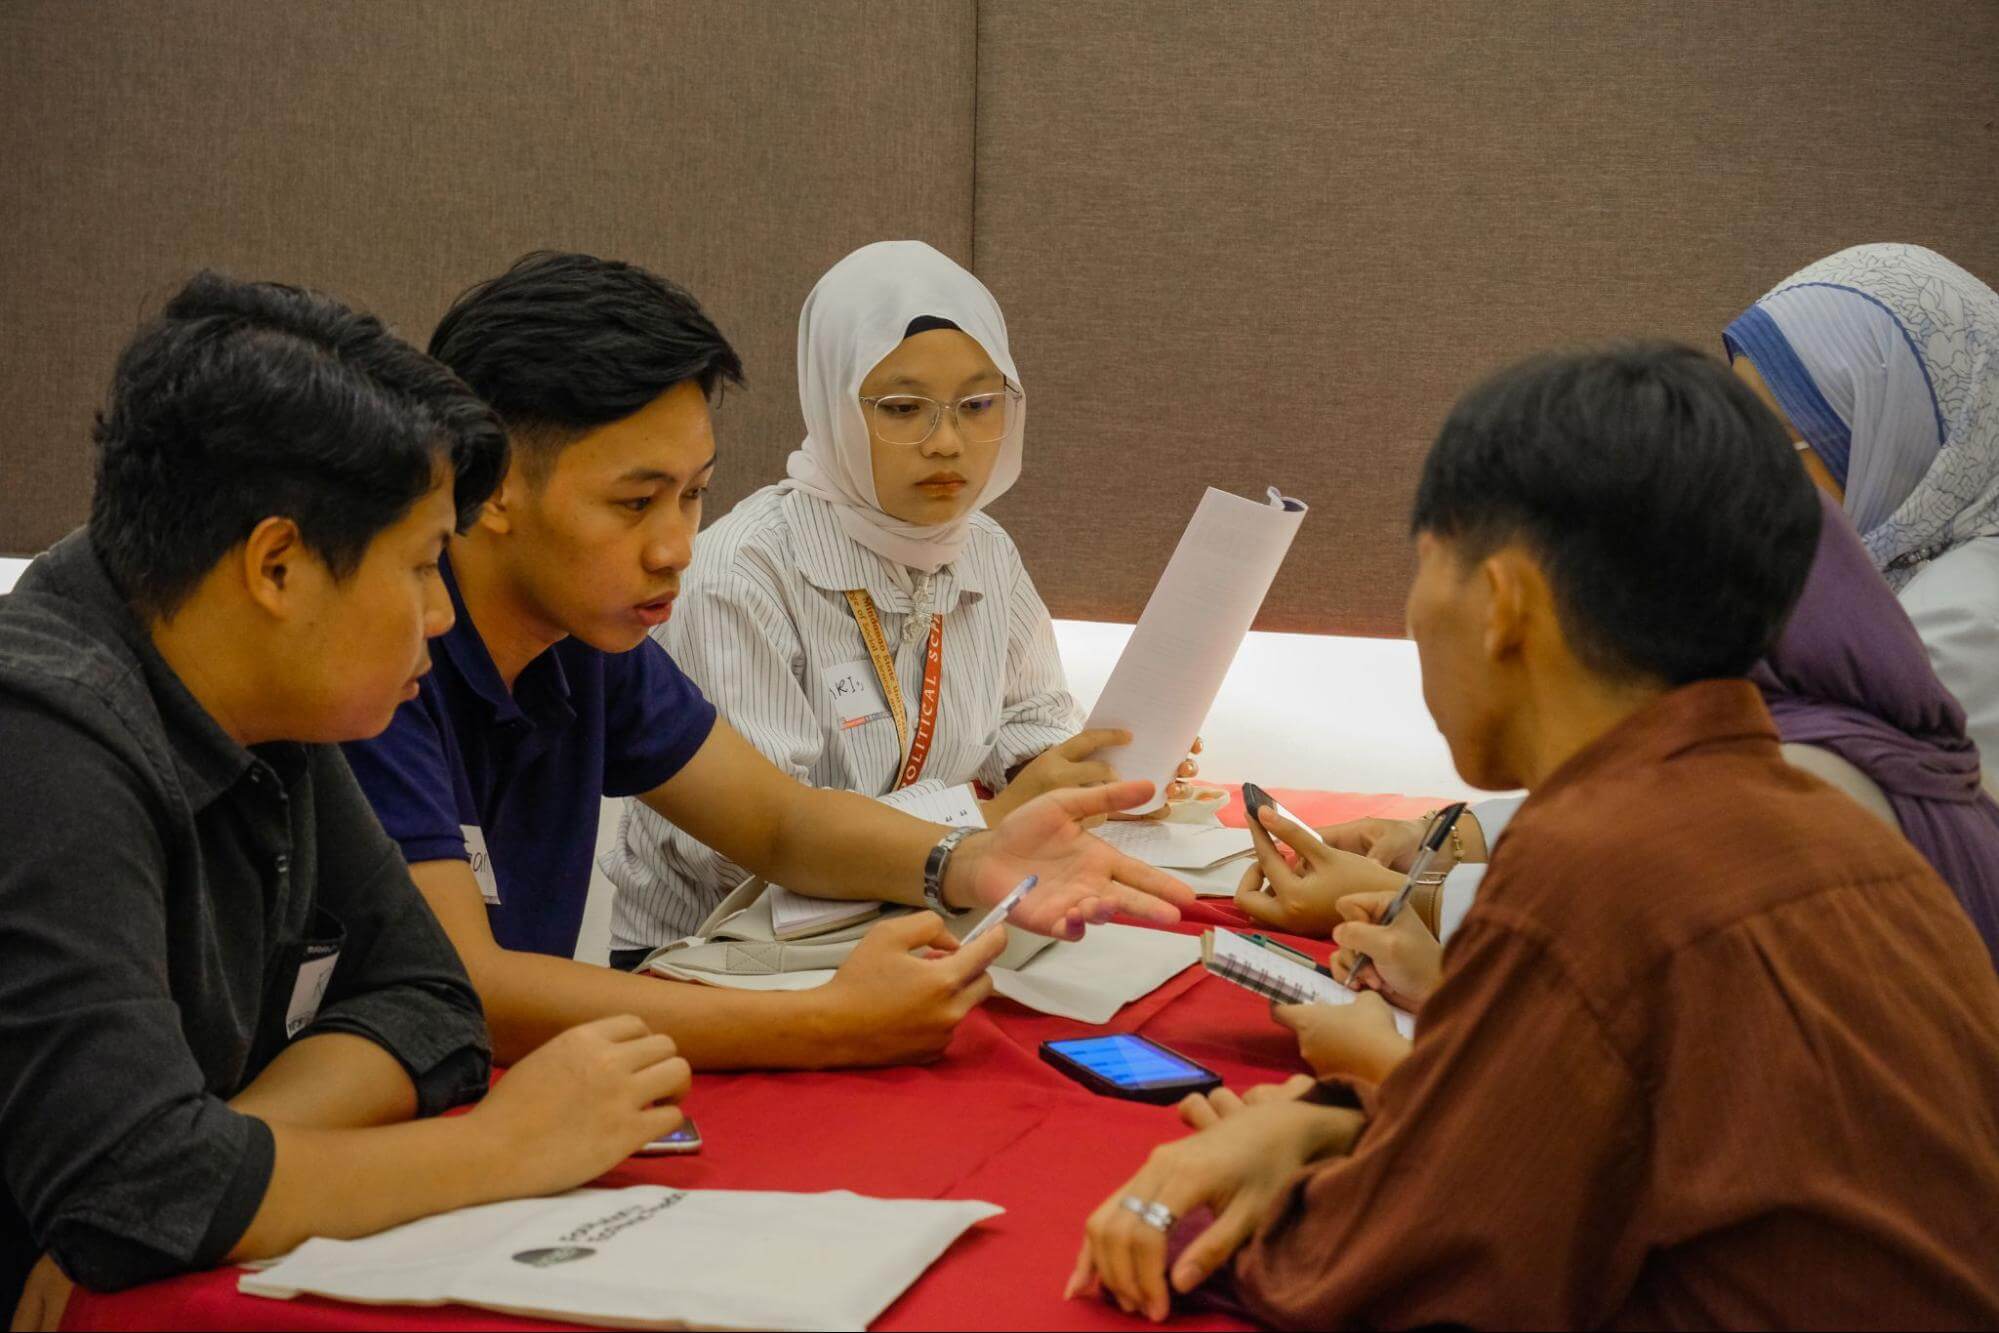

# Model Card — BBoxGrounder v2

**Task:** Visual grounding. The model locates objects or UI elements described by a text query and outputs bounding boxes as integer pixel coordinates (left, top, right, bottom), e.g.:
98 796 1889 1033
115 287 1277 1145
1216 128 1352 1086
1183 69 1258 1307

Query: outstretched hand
971 780 1197 939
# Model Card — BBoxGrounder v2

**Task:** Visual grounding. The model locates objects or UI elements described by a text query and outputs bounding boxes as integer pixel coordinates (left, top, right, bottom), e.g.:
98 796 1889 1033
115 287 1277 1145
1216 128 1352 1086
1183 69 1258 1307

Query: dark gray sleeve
0 706 274 1291
297 746 491 1116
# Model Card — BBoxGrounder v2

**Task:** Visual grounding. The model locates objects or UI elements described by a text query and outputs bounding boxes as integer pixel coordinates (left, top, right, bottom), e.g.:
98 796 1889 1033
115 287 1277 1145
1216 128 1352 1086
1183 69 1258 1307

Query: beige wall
0 0 975 556
5 1 1996 634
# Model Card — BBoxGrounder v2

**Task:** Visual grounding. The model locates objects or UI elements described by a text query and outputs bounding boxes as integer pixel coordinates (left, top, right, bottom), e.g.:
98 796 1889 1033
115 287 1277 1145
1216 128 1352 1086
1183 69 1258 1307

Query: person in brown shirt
1067 343 1999 1328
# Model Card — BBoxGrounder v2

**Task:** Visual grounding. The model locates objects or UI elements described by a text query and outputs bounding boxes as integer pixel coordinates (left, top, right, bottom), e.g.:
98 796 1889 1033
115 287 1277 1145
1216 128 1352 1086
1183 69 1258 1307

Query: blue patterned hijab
1724 244 1999 589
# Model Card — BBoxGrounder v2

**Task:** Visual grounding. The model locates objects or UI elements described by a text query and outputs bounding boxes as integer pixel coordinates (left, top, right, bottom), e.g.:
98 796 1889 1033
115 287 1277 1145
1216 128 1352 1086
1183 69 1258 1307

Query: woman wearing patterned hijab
1725 243 1999 795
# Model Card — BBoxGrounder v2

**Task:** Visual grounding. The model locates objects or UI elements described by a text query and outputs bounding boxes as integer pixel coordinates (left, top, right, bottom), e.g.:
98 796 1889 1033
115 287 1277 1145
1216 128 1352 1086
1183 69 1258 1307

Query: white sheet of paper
240 1186 1002 1333
649 923 1201 1023
1085 487 1307 812
1175 861 1259 898
1205 928 1416 1038
986 922 1201 1024
877 781 988 829
1095 820 1255 870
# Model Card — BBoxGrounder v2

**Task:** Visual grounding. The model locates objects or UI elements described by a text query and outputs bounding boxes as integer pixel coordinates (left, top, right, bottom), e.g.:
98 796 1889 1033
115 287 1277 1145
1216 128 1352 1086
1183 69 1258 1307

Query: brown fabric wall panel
0 0 974 553
976 1 1999 635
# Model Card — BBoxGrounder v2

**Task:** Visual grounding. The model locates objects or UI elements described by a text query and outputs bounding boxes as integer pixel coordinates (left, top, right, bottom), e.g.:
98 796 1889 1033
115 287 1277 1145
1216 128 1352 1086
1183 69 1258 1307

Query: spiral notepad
1200 929 1416 1037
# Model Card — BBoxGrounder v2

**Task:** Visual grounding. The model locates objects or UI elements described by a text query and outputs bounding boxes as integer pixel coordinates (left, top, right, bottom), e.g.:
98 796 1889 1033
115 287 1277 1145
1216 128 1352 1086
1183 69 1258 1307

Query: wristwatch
922 826 978 916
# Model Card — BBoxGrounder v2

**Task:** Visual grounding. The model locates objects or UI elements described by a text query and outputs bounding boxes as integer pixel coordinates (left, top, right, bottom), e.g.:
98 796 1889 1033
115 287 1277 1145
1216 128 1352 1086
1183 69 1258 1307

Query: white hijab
780 241 1024 574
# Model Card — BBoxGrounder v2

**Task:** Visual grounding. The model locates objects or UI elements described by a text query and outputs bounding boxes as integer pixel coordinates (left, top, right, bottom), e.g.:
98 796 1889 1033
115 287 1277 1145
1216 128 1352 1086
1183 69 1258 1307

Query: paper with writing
240 1185 1001 1332
1085 487 1307 812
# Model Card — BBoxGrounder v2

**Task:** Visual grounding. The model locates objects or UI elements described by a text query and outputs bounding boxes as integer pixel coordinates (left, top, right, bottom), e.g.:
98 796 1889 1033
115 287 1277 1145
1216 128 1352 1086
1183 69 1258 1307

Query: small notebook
766 783 989 940
1200 929 1416 1038
767 892 880 941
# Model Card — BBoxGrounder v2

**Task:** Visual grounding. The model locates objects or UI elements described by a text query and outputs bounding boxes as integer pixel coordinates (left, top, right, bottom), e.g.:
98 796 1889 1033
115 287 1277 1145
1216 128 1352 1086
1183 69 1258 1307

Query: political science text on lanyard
843 588 943 790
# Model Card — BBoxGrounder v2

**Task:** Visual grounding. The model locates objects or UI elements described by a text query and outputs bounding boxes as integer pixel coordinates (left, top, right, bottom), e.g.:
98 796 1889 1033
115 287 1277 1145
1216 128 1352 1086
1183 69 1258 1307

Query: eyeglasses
858 384 1022 446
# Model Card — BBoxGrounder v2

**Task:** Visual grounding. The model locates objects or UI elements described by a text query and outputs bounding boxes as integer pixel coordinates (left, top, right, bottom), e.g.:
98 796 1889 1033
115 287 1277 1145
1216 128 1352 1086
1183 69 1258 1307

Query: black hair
89 271 508 619
1410 341 1822 685
426 251 744 476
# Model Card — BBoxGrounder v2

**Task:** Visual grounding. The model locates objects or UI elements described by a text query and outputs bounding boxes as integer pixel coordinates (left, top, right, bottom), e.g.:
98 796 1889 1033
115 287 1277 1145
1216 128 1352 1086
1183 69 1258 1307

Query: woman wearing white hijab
1724 243 1999 794
604 241 1143 951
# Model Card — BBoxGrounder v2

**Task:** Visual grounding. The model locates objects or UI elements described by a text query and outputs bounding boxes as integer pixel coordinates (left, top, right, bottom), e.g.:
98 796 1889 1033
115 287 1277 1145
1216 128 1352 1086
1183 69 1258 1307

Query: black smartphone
1240 782 1276 824
636 1115 702 1156
1039 1034 1224 1105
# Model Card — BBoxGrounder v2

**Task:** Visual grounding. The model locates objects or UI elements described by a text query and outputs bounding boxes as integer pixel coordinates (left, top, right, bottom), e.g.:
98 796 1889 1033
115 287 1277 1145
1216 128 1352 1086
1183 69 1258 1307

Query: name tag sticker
826 659 892 730
462 824 501 905
285 942 340 1039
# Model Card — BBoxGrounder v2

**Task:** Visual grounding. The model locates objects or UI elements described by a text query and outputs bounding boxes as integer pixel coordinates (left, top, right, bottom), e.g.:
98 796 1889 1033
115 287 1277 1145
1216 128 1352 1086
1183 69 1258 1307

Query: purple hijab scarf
1753 493 1999 966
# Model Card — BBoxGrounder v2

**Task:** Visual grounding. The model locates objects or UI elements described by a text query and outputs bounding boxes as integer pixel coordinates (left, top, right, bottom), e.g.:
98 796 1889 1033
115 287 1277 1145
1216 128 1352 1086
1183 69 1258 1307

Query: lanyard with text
843 589 943 790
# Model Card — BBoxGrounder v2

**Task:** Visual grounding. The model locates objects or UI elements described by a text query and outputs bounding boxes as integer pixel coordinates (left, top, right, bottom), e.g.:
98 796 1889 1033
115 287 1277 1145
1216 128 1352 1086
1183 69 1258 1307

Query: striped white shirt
601 485 1081 947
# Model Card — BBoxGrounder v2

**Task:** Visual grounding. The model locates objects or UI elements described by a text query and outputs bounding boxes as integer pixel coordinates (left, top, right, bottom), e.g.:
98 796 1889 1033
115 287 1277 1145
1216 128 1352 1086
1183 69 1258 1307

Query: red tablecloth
63 788 1438 1333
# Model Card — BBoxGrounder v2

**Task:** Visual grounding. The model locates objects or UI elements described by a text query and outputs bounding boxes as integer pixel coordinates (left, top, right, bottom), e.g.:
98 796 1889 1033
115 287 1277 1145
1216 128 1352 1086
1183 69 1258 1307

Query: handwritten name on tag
462 824 501 905
826 659 892 730
285 944 340 1038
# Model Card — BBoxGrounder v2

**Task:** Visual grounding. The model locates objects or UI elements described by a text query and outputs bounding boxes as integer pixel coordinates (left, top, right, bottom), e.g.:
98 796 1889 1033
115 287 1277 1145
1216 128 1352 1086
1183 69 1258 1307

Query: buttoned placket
244 762 294 903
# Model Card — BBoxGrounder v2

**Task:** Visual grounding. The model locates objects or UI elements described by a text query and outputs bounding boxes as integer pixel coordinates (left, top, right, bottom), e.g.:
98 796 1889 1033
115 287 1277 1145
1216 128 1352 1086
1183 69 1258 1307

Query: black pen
1343 802 1466 991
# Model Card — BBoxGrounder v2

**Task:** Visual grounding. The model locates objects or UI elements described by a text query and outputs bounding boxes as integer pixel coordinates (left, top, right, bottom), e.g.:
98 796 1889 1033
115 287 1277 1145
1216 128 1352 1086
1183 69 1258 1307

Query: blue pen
963 874 1036 945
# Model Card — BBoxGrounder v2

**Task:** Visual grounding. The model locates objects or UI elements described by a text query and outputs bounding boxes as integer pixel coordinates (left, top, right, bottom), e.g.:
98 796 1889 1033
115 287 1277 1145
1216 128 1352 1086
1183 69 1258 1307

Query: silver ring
1120 1195 1176 1233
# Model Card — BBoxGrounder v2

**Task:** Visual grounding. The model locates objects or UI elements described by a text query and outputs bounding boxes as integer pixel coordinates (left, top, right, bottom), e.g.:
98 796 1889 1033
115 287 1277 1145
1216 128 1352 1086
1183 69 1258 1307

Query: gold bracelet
1423 807 1464 865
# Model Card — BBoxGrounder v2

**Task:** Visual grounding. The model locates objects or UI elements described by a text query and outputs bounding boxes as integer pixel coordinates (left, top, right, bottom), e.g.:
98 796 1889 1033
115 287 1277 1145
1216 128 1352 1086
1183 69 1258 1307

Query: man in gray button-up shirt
0 273 695 1325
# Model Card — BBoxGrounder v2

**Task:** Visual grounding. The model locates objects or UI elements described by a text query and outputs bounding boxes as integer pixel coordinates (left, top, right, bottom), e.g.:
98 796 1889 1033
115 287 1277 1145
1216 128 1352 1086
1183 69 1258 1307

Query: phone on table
636 1115 702 1156
1039 1035 1223 1105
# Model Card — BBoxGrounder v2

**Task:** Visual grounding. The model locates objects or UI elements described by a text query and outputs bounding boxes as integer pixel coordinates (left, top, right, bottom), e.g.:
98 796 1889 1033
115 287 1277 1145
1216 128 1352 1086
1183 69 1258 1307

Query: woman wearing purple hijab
1753 491 1999 966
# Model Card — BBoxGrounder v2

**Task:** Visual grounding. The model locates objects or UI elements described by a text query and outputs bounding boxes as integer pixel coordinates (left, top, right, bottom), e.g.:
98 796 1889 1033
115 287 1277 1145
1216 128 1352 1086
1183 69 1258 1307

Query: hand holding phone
636 1115 702 1156
1241 782 1322 875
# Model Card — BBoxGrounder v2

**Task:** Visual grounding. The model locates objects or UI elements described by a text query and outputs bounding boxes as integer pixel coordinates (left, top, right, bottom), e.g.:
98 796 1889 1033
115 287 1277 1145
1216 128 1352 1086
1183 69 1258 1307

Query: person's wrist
939 831 989 911
1360 1030 1413 1085
1413 811 1463 872
461 1096 535 1194
1292 1102 1366 1160
786 986 847 1068
1457 811 1490 863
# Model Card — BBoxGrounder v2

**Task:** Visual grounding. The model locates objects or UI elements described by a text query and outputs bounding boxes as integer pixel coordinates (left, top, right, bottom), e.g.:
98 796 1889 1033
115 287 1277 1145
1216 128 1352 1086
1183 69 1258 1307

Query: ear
1479 548 1535 665
473 463 522 536
240 517 305 619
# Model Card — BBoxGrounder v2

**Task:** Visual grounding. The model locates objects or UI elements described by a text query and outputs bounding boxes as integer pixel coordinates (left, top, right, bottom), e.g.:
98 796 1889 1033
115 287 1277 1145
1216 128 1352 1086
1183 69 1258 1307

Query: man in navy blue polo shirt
343 252 1193 1071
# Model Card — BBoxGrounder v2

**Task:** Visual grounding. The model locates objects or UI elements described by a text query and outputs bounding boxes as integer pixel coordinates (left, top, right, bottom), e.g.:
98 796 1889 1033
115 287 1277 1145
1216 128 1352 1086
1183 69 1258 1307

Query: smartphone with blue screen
1039 1035 1223 1105
636 1115 702 1156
